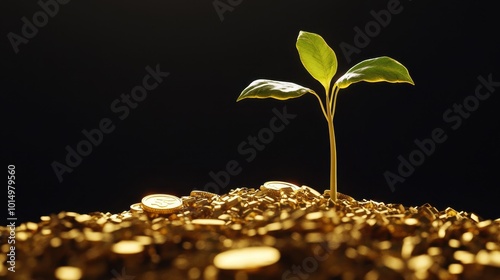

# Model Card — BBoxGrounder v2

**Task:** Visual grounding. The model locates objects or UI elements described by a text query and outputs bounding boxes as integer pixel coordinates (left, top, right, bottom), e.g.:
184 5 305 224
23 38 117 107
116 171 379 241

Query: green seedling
237 31 414 201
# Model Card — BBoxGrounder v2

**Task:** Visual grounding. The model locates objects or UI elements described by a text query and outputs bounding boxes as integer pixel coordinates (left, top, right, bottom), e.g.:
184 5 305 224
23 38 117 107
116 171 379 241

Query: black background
3 0 499 223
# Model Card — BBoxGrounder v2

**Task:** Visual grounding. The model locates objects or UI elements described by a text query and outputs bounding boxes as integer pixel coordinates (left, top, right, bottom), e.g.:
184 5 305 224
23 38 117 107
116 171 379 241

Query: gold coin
301 185 322 198
130 203 143 213
190 190 218 199
261 181 300 192
213 246 280 270
141 194 183 214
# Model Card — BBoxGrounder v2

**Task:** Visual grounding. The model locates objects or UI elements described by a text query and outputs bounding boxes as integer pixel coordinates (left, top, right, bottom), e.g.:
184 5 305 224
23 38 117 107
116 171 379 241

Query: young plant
237 31 414 201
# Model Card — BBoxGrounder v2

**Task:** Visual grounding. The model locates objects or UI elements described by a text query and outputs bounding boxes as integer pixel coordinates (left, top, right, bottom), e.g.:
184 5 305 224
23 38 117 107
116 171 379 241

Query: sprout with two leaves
237 31 414 201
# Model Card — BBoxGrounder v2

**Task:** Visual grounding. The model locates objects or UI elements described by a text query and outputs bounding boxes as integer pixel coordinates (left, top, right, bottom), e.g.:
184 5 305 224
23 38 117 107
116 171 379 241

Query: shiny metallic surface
1 182 499 279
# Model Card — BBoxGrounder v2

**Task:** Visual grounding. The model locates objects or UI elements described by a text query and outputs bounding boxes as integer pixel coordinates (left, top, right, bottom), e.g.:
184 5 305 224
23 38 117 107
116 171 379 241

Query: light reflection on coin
301 185 322 197
213 246 280 270
130 203 143 213
261 181 300 192
141 194 183 214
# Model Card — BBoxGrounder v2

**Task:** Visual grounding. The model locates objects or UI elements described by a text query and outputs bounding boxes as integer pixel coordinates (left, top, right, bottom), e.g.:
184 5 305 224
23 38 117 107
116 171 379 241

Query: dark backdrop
3 0 499 223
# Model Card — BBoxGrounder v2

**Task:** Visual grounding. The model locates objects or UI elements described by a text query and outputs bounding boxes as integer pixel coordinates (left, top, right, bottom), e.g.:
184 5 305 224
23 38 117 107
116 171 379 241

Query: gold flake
404 218 419 226
188 267 201 279
477 220 492 228
490 251 500 267
453 250 475 264
40 216 51 222
476 250 490 265
213 246 280 270
191 219 225 226
50 237 62 248
54 266 82 280
112 240 144 254
448 239 460 248
408 255 433 271
381 255 405 271
448 263 463 274
461 231 473 243
427 247 442 256
190 190 218 199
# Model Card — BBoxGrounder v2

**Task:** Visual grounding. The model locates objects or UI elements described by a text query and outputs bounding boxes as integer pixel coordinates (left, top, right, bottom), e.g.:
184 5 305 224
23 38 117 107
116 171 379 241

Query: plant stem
311 91 328 120
331 85 340 116
325 85 337 201
328 117 337 202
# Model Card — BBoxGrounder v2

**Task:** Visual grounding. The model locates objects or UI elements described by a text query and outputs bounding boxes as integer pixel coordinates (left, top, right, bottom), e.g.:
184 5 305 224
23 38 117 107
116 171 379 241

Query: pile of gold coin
1 181 499 280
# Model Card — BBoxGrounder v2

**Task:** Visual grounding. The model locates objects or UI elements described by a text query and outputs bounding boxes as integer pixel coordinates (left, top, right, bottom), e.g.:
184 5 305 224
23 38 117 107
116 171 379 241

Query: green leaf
335 56 415 89
296 31 338 90
237 79 315 101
